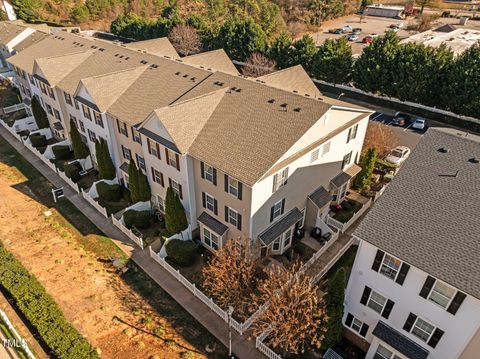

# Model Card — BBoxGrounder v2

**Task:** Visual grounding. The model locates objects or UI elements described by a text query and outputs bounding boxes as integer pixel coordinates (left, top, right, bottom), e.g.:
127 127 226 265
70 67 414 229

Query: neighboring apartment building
344 128 480 359
5 27 372 259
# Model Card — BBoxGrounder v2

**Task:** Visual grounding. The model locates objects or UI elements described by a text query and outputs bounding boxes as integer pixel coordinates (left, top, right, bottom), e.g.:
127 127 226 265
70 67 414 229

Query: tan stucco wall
459 326 480 359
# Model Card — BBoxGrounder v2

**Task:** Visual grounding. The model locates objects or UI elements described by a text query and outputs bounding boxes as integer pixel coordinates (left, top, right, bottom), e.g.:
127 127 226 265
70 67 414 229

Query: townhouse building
6 27 372 259
344 128 480 359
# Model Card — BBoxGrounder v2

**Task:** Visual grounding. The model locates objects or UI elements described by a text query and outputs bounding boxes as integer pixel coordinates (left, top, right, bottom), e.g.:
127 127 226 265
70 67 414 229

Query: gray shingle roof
259 207 303 245
308 186 331 209
373 321 429 359
331 164 361 188
354 128 480 298
198 211 229 235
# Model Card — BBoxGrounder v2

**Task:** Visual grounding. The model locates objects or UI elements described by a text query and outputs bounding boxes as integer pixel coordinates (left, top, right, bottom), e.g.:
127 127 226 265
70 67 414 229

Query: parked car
347 34 359 41
352 28 362 34
362 36 375 43
412 117 426 130
343 25 353 31
390 23 404 29
392 112 412 126
335 28 346 34
385 146 411 165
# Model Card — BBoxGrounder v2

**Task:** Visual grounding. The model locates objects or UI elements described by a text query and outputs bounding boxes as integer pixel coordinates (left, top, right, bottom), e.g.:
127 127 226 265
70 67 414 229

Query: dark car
334 28 346 34
392 112 412 126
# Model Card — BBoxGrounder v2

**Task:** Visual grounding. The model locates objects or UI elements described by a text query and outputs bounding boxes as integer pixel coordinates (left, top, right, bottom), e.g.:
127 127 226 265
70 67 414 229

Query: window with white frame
64 92 72 105
205 193 215 212
310 148 319 163
171 179 181 198
136 154 146 172
123 174 129 188
94 111 103 128
374 344 402 359
272 167 289 192
132 128 142 144
88 129 96 142
79 120 85 133
322 141 331 156
228 177 239 197
121 145 131 161
46 104 53 115
367 290 387 314
272 200 283 221
283 228 292 249
53 108 61 120
205 164 215 183
227 207 238 227
379 254 402 281
428 281 456 308
152 168 163 186
347 124 359 143
47 86 55 99
155 195 165 212
348 316 364 334
82 104 91 120
410 317 435 342
203 227 219 250
167 149 177 168
342 151 352 169
272 237 281 251
74 100 79 110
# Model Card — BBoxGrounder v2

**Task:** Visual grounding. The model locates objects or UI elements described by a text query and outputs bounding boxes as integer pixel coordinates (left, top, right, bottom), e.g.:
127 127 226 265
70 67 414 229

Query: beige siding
110 115 143 169
460 326 480 359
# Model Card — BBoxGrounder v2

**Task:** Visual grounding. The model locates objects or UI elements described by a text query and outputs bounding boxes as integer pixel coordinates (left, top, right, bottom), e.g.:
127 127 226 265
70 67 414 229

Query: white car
412 118 426 130
347 34 359 41
385 146 411 166
343 25 353 31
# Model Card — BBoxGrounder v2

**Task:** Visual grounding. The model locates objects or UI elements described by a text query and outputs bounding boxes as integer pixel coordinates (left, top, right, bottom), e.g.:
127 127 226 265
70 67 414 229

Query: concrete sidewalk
0 126 263 359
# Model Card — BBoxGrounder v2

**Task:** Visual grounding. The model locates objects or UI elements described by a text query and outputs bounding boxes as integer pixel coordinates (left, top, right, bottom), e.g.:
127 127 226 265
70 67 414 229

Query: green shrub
97 182 122 201
341 201 353 211
64 163 81 182
123 210 151 229
293 243 306 256
122 186 131 203
0 243 99 358
29 133 47 148
165 239 196 266
52 145 73 160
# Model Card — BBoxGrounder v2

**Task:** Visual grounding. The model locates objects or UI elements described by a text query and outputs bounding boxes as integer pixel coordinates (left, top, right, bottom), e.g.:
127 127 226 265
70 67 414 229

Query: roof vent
268 99 275 103
99 48 105 51
280 103 288 111
438 147 449 153
468 157 479 164
125 57 130 60
175 71 181 75
305 94 310 97
294 107 301 112
293 90 298 93
164 56 171 59
151 64 159 68
114 53 119 57
235 88 241 93
140 60 148 64
183 74 188 78
190 77 196 81
119 55 124 58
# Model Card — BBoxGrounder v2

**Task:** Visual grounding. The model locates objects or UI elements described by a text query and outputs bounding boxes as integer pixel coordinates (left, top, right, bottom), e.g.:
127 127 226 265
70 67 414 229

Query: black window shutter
202 192 206 209
372 250 385 272
345 313 354 327
427 328 444 348
396 263 410 285
237 214 242 231
224 174 229 192
360 286 371 305
419 276 437 299
212 168 217 185
403 313 417 332
382 299 395 319
175 154 180 171
214 199 218 215
359 323 369 337
178 184 183 200
238 182 243 200
225 206 228 222
270 206 274 222
281 198 285 215
447 292 466 315
200 162 205 179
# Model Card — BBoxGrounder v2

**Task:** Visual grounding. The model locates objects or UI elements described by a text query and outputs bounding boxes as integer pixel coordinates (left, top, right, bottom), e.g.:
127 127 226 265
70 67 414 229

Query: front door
260 246 268 258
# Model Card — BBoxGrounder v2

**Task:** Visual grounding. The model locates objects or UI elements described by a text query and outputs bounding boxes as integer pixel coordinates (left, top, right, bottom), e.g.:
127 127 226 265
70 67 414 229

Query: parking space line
370 112 383 121
404 123 413 131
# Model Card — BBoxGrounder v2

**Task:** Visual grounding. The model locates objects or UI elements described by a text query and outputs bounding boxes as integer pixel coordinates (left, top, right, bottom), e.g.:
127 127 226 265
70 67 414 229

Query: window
132 128 141 144
342 151 352 169
53 108 61 120
82 104 91 120
147 139 160 158
151 168 164 186
310 148 319 163
367 290 387 314
322 141 331 156
374 345 402 359
28 74 34 85
94 111 103 128
272 167 289 192
88 129 96 142
345 313 370 337
78 120 85 133
74 100 79 110
271 199 284 222
380 254 402 281
170 179 181 199
228 177 239 197
64 92 72 105
227 207 238 227
123 174 129 188
347 124 358 143
284 228 292 249
411 317 435 342
429 281 456 308
205 164 215 183
121 145 131 161
47 86 55 99
46 104 53 115
203 227 219 250
40 82 47 94
155 195 165 212
136 154 146 172
273 237 281 251
117 119 128 137
205 193 215 212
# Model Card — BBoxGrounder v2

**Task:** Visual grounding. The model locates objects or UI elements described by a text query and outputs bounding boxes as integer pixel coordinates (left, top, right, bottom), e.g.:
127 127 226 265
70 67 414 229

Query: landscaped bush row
0 243 99 359
29 133 47 148
97 182 122 201
123 209 151 229
64 162 82 182
52 145 73 160
166 239 196 267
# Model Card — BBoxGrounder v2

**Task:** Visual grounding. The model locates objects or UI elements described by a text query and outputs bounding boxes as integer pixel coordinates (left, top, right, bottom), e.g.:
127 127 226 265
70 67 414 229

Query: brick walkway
0 126 263 359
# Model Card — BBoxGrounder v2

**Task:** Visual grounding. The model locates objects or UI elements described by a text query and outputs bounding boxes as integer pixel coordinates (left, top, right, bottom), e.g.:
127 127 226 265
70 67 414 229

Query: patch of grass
326 245 358 281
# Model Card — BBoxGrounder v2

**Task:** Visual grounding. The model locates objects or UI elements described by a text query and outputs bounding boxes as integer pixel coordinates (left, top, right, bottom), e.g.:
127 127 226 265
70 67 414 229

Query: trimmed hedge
64 163 81 183
165 239 196 267
123 210 151 229
0 244 99 359
96 182 122 201
52 145 73 160
29 133 47 148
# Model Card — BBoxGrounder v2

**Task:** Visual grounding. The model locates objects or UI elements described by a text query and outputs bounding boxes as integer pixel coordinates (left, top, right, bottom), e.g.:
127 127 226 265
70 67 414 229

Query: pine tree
69 118 89 159
128 159 139 203
268 32 292 69
31 96 49 129
137 170 151 202
322 267 346 350
312 37 353 84
354 147 377 189
96 138 116 180
165 186 188 234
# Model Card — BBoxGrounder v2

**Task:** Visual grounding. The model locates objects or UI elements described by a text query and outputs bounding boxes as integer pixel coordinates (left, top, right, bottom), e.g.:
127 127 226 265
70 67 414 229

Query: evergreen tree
289 34 318 72
69 118 89 160
95 138 116 180
128 159 139 203
165 186 188 234
322 267 346 350
137 170 151 202
312 37 353 84
354 147 376 189
268 32 292 69
31 96 49 129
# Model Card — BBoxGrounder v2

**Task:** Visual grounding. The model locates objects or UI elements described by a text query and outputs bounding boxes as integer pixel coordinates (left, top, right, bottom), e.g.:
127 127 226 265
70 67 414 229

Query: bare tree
252 263 328 355
168 24 202 57
201 238 259 318
363 121 399 157
241 52 278 77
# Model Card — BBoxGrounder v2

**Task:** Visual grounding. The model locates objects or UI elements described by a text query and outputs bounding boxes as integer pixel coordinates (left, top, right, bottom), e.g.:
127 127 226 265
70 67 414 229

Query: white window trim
428 279 456 309
205 192 215 212
273 167 288 192
167 149 177 168
366 289 387 314
379 253 402 282
202 226 219 250
205 164 214 183
272 200 283 221
171 179 181 197
228 207 238 227
228 177 239 197
410 316 436 343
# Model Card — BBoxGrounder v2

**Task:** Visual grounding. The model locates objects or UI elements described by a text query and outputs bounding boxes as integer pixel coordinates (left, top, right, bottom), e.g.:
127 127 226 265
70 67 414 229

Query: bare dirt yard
0 137 225 359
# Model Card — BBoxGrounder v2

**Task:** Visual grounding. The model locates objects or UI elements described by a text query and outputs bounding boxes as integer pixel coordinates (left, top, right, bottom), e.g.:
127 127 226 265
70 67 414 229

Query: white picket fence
301 229 339 272
81 189 108 218
312 236 356 284
3 102 25 114
0 309 36 359
256 330 282 359
111 215 144 248
149 246 246 334
327 198 372 233
1 119 21 140
23 139 59 173
57 169 80 193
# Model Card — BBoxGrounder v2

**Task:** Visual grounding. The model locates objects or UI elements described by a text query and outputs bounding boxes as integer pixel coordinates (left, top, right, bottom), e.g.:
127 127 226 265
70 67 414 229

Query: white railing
373 185 388 202
0 118 21 140
3 102 25 114
256 330 282 359
327 198 372 233
301 229 340 272
24 140 59 173
57 169 80 193
0 309 36 359
312 236 355 284
111 215 144 248
81 189 108 218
